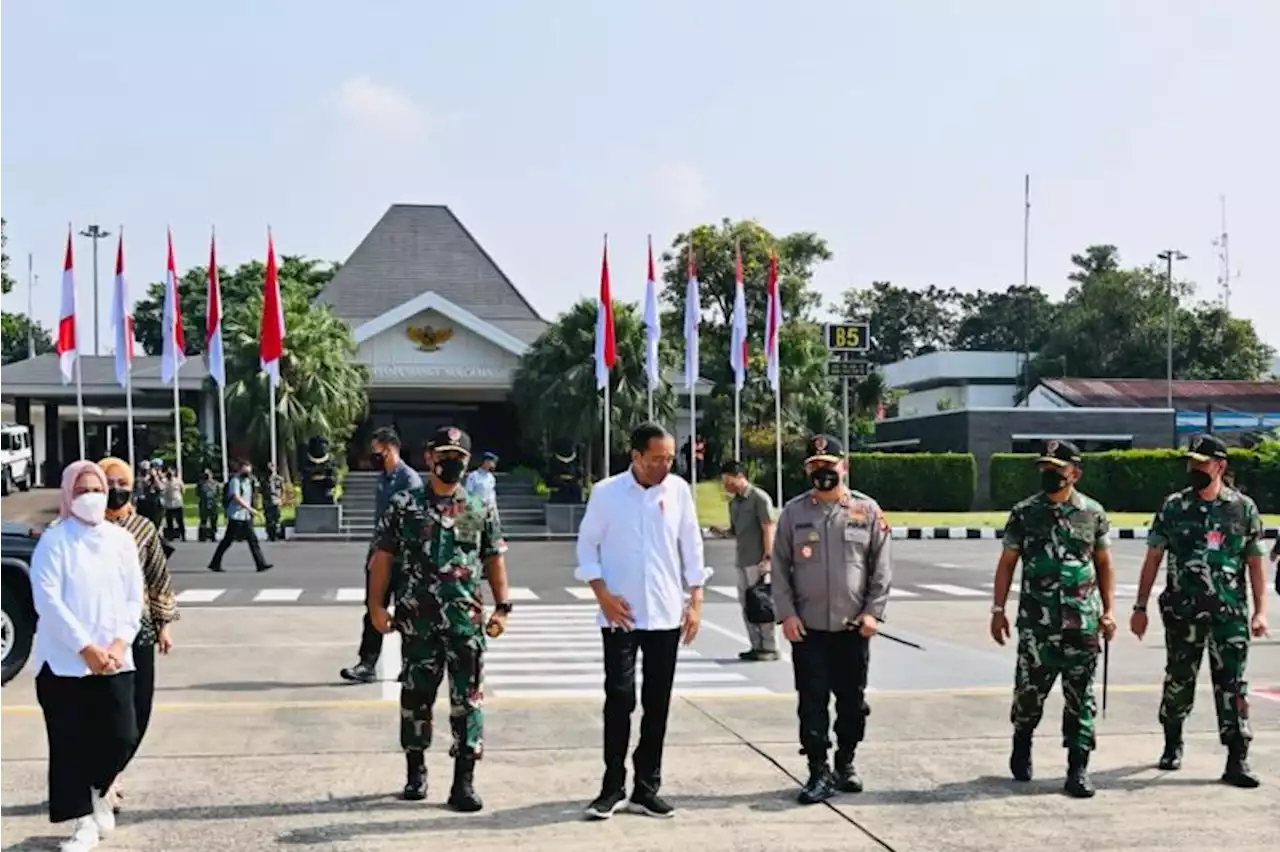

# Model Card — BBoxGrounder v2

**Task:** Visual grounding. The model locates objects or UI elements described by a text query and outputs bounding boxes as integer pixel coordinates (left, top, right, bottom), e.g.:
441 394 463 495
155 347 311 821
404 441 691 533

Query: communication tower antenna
1212 195 1238 311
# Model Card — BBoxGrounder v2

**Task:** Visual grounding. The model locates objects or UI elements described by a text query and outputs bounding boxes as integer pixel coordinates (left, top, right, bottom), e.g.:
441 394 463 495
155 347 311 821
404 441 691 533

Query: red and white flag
683 247 700 389
161 229 186 384
730 243 748 390
765 250 782 393
110 231 134 388
56 228 78 385
205 231 225 387
259 229 285 384
642 236 661 391
594 236 616 390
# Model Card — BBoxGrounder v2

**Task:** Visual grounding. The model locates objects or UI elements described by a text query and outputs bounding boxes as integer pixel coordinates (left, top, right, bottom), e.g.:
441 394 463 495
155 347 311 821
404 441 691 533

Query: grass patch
179 482 297 526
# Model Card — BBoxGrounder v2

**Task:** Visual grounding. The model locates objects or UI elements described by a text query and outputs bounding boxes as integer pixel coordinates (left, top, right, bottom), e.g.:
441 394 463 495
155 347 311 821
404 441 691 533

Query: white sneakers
59 816 100 852
90 788 116 834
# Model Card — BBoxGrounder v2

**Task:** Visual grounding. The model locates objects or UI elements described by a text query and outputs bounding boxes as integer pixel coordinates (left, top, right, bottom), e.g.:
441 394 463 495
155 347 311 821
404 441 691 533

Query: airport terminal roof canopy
1 353 208 399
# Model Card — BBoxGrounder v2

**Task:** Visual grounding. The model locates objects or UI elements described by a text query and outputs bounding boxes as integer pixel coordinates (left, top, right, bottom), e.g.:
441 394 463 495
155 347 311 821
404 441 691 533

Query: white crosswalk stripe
889 588 920 598
334 588 365 602
708 585 740 599
253 588 304 602
175 589 225 604
917 583 986 597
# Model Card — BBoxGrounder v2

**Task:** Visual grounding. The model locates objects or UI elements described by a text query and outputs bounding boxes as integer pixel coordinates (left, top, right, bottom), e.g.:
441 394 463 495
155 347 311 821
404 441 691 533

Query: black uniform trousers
601 627 681 797
791 629 871 759
209 519 268 570
120 639 157 771
35 665 138 824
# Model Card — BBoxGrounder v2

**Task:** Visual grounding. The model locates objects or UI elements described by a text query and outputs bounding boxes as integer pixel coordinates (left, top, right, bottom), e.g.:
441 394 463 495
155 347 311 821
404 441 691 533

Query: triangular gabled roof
316 205 547 343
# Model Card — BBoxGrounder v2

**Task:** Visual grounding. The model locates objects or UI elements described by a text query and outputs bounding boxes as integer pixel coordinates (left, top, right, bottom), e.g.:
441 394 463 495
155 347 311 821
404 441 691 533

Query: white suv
0 423 34 496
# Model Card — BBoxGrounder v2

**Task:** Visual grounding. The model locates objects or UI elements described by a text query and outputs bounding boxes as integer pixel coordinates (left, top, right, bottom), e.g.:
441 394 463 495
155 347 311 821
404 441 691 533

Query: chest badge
800 544 813 559
807 530 821 543
1205 530 1224 551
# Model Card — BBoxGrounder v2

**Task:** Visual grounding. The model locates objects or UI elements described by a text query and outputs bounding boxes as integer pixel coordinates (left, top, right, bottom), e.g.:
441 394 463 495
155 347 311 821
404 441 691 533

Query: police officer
990 439 1115 798
1131 433 1269 788
262 462 285 542
367 425 513 811
771 434 892 804
197 469 221 542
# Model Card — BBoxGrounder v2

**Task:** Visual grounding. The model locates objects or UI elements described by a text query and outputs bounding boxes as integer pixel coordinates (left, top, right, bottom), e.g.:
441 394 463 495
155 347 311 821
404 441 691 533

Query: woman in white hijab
31 460 144 852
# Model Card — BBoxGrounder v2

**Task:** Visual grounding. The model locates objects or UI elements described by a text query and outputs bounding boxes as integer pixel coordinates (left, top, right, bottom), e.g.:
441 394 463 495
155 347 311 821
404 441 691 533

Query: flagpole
75 356 86 460
172 345 182 477
734 385 741 461
689 380 697 488
647 388 654 423
773 386 782 507
269 375 278 476
603 379 611 478
125 371 135 470
218 388 229 482
26 254 35 359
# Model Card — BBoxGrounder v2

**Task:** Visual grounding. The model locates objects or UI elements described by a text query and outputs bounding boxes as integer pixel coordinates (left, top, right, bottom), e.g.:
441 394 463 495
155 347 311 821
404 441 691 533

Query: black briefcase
744 576 775 624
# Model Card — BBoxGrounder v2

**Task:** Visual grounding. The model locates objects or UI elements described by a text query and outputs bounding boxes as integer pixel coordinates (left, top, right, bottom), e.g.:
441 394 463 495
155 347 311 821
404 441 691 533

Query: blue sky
3 0 1278 354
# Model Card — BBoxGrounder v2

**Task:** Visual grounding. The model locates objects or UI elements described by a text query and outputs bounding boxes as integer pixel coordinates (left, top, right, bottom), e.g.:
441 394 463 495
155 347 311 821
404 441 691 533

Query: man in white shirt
574 423 709 821
464 452 499 507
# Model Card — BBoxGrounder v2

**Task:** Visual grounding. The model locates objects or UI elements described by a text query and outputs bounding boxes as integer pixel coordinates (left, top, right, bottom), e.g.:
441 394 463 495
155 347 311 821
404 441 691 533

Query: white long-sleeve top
30 517 145 677
574 470 711 631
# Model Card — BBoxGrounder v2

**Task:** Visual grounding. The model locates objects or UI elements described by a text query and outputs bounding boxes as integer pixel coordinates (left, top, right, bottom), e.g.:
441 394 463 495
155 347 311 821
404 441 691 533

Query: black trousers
35 665 138 824
209 519 268 570
264 505 281 541
121 640 157 771
164 508 185 540
601 627 680 796
791 629 871 760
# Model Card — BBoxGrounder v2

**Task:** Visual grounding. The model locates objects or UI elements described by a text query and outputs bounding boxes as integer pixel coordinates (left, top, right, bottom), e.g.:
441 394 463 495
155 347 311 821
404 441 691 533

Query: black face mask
435 458 466 485
370 451 386 471
810 468 840 492
106 487 132 511
1188 469 1213 491
1040 468 1068 494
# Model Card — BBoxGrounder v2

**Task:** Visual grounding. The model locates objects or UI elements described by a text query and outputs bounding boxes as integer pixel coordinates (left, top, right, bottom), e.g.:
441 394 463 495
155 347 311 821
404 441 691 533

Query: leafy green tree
1 219 14 295
953 285 1059 353
1 312 54 365
837 281 962 364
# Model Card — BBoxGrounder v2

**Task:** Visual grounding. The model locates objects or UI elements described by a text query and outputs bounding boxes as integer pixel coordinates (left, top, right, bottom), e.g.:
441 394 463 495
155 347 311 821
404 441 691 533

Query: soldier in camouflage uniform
990 440 1116 798
1130 433 1269 788
262 463 285 542
368 425 513 812
197 469 221 542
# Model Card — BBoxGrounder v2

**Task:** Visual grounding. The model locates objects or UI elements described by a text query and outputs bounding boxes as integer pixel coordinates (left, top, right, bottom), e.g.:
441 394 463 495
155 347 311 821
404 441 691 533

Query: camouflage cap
1185 433 1228 462
427 425 472 456
804 433 843 464
1036 439 1082 467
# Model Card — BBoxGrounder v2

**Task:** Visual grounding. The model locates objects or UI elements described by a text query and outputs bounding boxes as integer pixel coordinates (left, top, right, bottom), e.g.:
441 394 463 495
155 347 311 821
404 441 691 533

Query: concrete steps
337 470 551 536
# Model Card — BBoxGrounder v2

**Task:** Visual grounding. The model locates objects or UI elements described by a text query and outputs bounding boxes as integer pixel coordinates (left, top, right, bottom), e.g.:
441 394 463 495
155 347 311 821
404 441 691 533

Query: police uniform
197 472 221 541
1000 439 1109 798
372 425 512 811
771 434 892 805
1143 433 1264 788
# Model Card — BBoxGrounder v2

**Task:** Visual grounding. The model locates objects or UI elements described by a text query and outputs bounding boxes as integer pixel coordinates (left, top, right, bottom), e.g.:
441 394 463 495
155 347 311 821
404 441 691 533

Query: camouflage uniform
1148 486 1265 745
263 471 285 541
197 475 222 541
1003 489 1111 751
373 485 508 760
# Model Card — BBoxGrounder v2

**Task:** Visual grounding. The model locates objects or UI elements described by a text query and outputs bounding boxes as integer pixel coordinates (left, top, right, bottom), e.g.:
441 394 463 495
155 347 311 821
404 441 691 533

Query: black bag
743 576 775 625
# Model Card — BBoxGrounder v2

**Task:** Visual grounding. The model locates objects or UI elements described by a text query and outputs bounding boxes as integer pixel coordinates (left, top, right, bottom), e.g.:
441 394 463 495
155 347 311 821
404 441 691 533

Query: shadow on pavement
155 680 346 693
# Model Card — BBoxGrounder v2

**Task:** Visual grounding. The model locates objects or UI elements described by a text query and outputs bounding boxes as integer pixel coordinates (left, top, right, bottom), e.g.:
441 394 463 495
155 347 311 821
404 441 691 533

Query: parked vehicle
0 422 34 496
1 520 40 685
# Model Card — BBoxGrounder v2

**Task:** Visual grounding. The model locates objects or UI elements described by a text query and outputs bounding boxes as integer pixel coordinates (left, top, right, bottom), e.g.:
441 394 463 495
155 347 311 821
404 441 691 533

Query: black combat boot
402 750 426 801
833 748 863 794
1157 722 1183 771
447 756 484 812
797 757 835 805
1221 739 1261 789
1009 729 1033 782
1063 750 1095 798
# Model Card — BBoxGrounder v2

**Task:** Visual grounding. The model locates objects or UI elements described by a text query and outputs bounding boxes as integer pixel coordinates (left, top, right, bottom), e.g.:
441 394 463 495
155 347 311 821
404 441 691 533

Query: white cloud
652 161 710 220
328 76 428 139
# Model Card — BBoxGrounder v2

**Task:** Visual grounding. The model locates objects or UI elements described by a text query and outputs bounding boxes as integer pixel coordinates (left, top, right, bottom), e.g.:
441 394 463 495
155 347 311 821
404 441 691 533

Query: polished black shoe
628 790 676 818
797 760 835 805
402 751 426 801
584 788 627 820
1222 741 1261 789
447 757 483 812
256 563 274 572
1158 723 1183 771
1009 729 1033 782
340 661 378 684
833 749 863 793
1063 750 1095 798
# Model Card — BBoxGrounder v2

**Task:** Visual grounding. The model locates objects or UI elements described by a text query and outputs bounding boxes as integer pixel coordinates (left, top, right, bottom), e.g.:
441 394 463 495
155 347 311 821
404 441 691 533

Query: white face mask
71 492 108 525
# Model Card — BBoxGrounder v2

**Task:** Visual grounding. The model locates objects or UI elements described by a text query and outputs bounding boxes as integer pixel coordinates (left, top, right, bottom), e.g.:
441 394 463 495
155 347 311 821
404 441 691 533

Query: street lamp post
78 224 112 355
1156 249 1188 413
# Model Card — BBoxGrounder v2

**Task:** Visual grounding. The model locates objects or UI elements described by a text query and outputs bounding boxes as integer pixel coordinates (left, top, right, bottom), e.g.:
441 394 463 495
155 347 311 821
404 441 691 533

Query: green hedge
753 451 977 511
990 449 1280 513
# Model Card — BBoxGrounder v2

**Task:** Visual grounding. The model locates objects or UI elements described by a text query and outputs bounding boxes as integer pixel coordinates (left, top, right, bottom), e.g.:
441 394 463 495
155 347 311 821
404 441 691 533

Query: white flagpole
773 386 782 508
218 387 230 482
734 385 741 461
74 356 86 460
125 371 135 471
603 380 611 478
647 387 654 423
689 381 697 488
172 345 182 477
269 375 278 476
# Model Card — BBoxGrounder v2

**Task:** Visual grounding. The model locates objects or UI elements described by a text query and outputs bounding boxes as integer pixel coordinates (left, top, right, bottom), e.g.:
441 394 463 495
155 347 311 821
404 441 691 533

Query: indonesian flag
56 227 77 385
730 243 748 390
259 229 285 384
683 244 699 389
161 229 186 384
765 250 782 393
642 235 661 390
205 230 225 387
594 236 616 390
110 231 134 388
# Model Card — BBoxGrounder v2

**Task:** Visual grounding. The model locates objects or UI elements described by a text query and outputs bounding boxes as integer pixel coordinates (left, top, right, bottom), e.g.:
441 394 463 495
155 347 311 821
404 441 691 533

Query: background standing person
160 468 185 542
464 452 499 508
98 457 180 815
340 427 422 684
989 440 1114 799
713 460 778 661
197 469 221 542
30 460 143 852
207 459 272 573
1130 433 1269 788
262 463 285 542
575 422 709 821
133 461 158 526
771 434 891 805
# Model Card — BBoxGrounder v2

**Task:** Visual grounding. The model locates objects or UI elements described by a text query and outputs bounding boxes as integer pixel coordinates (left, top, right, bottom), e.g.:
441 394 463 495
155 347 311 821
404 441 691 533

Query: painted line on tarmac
698 618 792 662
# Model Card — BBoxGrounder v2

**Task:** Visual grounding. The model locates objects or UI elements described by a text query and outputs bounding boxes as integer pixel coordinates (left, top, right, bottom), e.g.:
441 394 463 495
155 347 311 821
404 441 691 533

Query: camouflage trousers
1011 628 1100 751
1158 613 1251 744
400 631 486 759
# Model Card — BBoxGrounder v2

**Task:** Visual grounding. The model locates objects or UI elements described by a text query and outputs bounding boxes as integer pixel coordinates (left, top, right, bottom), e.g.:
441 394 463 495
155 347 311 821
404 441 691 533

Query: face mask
106 487 132 511
1188 469 1213 491
1040 468 1068 494
71 492 108 525
370 451 386 470
810 468 840 492
435 458 467 485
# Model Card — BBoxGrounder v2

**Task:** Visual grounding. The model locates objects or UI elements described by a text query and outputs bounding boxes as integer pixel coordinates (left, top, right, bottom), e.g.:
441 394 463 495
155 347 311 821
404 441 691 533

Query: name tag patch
807 530 822 543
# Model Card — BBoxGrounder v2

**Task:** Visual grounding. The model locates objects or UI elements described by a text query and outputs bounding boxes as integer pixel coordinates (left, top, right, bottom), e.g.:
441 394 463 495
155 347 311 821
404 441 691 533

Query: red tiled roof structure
1042 378 1280 411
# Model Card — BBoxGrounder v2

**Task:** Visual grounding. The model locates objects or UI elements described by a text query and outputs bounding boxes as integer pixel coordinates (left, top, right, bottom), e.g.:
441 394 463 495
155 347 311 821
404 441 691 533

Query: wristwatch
990 604 1005 615
494 601 514 615
1132 602 1147 613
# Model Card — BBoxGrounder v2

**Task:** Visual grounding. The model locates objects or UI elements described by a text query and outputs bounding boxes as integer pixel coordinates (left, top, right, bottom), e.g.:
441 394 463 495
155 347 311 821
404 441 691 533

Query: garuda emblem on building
407 324 454 352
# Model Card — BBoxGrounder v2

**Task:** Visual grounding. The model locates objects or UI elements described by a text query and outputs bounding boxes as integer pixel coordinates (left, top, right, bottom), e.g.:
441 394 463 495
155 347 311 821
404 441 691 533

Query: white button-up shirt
30 518 145 678
574 470 710 631
464 469 497 506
